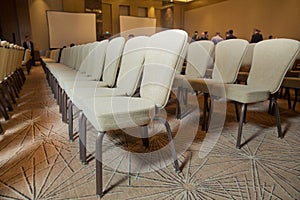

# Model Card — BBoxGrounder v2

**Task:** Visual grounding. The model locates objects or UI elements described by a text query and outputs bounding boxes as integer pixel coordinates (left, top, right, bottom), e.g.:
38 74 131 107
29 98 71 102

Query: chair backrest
116 36 149 96
176 42 188 74
212 39 249 83
241 43 255 67
0 46 8 81
185 40 215 78
82 40 108 79
102 37 125 87
247 38 300 94
140 29 188 109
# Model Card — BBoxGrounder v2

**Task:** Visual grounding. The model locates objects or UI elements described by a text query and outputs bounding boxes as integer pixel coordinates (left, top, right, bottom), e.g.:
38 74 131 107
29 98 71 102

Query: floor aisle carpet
0 66 299 199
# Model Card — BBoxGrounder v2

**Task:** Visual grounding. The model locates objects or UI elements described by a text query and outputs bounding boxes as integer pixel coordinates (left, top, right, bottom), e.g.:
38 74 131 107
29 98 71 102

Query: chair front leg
140 125 149 148
202 92 209 131
0 123 3 134
79 112 87 164
293 89 299 111
0 97 10 121
62 91 68 123
68 101 74 141
206 95 215 132
272 97 283 138
155 116 180 173
175 86 182 119
96 131 105 197
234 102 240 122
236 103 247 148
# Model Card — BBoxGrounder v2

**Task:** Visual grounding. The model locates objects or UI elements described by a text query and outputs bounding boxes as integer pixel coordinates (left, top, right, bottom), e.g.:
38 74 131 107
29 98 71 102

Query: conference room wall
102 0 162 35
184 0 300 41
28 0 63 51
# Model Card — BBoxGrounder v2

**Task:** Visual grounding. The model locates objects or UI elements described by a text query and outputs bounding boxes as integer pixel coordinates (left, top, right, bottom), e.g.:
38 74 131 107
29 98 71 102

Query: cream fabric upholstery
69 36 149 110
210 38 300 148
188 39 249 93
247 39 300 95
140 30 188 109
55 40 108 88
77 29 188 197
221 39 300 104
185 40 215 78
241 43 255 67
83 97 155 132
62 37 125 93
173 40 215 90
82 29 188 132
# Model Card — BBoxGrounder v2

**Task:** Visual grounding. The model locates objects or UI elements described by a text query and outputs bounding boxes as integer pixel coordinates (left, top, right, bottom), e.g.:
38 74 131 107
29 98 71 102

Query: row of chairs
175 38 299 149
0 40 27 133
41 29 188 197
41 48 61 63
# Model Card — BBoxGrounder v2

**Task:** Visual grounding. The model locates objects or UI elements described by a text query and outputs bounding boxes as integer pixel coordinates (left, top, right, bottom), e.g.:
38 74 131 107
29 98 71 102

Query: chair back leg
79 112 87 164
154 116 180 173
237 103 247 148
140 125 149 148
68 101 74 141
96 131 105 197
272 97 283 138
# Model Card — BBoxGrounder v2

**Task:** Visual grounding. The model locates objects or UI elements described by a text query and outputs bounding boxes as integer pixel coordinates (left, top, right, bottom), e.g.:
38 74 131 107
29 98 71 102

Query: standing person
199 32 209 40
226 29 237 40
211 32 224 45
23 35 35 66
250 28 263 43
190 31 199 43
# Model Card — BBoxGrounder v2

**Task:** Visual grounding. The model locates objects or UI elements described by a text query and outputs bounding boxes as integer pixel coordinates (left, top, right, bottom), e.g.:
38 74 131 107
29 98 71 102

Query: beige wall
102 0 162 35
184 0 300 41
63 0 85 12
28 0 84 51
28 0 63 50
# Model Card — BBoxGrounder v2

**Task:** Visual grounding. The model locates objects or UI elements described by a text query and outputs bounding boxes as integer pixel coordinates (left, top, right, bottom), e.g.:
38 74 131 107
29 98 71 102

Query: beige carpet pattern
0 66 299 200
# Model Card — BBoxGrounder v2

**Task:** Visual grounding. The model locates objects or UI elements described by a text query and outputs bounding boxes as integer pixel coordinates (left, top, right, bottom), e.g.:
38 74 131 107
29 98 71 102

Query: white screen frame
47 11 96 49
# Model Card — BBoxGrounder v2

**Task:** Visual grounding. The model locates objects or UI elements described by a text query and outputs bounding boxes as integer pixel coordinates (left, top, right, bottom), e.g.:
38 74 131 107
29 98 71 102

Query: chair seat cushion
69 87 128 110
63 81 109 96
212 84 270 104
47 63 72 73
82 97 155 132
282 77 300 89
188 78 222 93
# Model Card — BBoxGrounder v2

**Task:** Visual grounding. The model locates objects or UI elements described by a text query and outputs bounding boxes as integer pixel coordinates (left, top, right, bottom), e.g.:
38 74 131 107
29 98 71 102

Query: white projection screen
47 11 96 49
120 16 156 38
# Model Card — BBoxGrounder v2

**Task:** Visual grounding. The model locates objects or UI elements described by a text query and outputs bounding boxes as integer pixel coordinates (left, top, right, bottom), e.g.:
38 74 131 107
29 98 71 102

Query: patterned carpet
0 66 299 200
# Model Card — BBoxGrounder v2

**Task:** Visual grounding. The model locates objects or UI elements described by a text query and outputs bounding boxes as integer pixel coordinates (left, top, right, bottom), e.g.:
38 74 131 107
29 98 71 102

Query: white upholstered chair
173 40 215 119
78 29 188 196
188 39 249 130
67 36 149 141
210 38 300 148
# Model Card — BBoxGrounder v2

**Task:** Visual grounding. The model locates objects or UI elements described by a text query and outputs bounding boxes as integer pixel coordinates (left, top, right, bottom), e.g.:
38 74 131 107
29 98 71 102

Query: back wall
184 0 300 41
